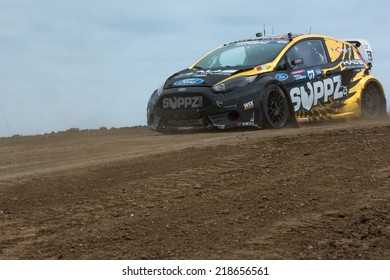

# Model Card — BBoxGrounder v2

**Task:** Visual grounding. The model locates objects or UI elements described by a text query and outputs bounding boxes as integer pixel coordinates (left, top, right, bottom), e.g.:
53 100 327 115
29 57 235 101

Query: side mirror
275 62 287 71
291 58 304 67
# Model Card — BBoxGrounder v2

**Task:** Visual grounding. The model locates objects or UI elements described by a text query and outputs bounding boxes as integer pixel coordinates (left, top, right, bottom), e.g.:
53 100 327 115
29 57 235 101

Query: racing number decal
289 75 346 112
307 69 316 80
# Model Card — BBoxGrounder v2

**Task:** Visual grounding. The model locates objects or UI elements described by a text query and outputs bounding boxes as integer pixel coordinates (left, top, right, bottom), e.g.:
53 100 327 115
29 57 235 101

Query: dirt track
0 119 389 260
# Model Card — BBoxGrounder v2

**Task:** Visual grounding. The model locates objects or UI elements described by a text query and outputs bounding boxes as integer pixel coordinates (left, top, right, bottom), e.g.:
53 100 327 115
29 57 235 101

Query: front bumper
147 86 259 131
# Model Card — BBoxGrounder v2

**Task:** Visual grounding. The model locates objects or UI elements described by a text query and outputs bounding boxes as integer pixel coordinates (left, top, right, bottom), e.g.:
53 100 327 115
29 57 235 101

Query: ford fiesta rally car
147 33 387 131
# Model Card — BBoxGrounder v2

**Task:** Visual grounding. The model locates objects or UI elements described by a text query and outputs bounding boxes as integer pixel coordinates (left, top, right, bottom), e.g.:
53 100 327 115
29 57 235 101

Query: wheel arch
361 77 387 117
255 76 297 127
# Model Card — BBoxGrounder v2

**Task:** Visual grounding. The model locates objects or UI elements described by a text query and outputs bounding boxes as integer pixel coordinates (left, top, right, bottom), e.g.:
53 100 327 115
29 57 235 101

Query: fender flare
255 76 297 126
361 77 387 117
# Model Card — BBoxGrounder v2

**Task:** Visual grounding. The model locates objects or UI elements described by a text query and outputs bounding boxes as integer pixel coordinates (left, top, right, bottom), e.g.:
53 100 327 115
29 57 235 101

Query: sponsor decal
215 100 223 108
291 68 322 82
167 119 204 126
297 118 310 123
291 69 305 75
366 51 373 62
177 127 195 131
237 121 255 127
291 69 307 82
256 64 272 72
306 67 323 80
315 68 323 76
174 78 204 86
174 70 236 79
293 73 307 82
178 88 187 92
256 65 267 71
275 73 288 81
335 47 351 54
162 96 203 110
231 40 288 47
233 41 270 46
342 59 365 69
243 100 254 110
237 112 255 127
289 75 347 112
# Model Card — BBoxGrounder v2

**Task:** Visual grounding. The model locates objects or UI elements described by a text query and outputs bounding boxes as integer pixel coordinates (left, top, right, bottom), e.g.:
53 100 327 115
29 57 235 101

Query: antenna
309 27 312 34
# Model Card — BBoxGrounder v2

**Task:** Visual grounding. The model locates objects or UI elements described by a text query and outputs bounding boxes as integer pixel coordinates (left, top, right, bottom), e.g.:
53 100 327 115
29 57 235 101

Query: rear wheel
262 84 289 129
361 83 385 119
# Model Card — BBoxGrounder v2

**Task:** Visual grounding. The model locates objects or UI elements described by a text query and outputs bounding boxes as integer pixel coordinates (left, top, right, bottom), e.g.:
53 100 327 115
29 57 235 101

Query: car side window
286 40 328 69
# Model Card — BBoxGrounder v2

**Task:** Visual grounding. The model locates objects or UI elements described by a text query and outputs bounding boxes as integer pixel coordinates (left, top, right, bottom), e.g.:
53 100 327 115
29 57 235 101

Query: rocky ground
0 119 389 259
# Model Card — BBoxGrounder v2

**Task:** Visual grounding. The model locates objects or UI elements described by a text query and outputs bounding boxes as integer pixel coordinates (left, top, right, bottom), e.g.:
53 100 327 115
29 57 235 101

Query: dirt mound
0 119 389 259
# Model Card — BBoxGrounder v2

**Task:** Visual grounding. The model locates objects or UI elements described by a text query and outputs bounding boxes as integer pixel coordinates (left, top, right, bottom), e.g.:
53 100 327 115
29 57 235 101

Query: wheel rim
362 86 380 118
266 89 287 127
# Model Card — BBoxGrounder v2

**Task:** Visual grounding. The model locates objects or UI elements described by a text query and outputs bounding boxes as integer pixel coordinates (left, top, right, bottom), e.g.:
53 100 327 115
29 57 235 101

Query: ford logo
174 78 204 86
275 73 288 81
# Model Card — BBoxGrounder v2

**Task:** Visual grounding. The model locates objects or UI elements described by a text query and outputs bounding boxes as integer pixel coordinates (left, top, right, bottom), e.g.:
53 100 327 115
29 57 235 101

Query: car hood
164 68 244 89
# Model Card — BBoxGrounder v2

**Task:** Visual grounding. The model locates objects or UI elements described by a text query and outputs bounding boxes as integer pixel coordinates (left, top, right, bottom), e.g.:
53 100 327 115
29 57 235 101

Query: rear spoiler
344 38 374 66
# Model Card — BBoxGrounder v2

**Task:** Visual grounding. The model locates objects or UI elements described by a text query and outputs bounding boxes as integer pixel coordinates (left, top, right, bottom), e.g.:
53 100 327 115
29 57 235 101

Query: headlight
149 81 165 108
156 82 165 96
212 75 258 93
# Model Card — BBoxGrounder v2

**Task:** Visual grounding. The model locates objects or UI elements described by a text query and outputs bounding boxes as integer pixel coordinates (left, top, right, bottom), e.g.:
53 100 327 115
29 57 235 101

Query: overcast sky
0 0 389 137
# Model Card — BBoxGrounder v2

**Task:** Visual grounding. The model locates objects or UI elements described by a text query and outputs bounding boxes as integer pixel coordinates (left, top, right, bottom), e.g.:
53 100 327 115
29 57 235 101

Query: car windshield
194 40 288 69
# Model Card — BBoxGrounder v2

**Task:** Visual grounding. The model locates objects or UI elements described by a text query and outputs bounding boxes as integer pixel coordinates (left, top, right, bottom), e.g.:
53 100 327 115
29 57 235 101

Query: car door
323 37 367 116
281 39 345 120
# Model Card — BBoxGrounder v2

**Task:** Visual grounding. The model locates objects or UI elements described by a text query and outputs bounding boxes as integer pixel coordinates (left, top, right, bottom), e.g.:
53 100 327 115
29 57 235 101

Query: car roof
224 33 302 46
224 33 347 47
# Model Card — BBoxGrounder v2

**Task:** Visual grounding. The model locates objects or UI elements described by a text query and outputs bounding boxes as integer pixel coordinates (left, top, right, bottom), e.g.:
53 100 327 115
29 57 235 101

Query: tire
361 83 385 119
262 84 290 129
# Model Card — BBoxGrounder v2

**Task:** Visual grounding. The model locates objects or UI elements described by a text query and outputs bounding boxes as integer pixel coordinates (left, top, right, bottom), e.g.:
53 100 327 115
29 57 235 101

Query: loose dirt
0 119 389 259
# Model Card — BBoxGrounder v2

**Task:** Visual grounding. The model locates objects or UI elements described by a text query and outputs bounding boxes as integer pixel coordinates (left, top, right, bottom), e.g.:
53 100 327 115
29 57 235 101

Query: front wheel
262 84 290 129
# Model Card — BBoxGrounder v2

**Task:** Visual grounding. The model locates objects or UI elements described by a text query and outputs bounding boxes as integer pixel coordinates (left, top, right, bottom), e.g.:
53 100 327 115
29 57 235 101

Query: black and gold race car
147 33 387 131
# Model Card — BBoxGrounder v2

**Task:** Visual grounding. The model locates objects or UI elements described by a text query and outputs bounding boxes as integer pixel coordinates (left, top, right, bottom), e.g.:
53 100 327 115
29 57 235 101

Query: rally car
147 33 387 131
